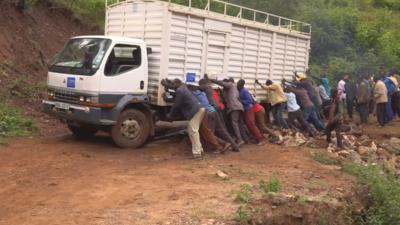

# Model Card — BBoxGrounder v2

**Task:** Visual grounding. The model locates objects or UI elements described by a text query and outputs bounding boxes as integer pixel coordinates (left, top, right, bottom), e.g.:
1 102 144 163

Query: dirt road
0 130 355 225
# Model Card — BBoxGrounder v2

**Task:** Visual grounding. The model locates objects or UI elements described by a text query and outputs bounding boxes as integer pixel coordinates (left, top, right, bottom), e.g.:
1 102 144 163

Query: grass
234 184 253 204
259 175 282 195
343 163 400 225
294 194 309 205
235 205 252 225
24 0 106 27
311 152 339 165
0 102 37 141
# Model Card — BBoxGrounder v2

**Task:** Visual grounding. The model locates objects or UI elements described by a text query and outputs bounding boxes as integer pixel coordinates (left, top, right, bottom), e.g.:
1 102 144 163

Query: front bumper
42 100 116 126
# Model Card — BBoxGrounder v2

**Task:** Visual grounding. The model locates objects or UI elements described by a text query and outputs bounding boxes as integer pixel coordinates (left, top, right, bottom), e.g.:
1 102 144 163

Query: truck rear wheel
68 125 98 138
111 109 150 148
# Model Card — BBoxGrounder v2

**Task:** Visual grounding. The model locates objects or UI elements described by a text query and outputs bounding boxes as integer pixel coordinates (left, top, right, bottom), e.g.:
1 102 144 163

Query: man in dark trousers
256 79 289 130
161 79 206 159
373 77 388 127
357 75 370 125
284 80 325 131
293 73 322 113
325 89 343 149
209 77 247 146
344 76 358 119
17 0 27 11
192 83 239 152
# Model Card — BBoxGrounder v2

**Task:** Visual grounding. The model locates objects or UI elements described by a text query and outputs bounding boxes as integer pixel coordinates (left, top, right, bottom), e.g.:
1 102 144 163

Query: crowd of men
161 67 400 160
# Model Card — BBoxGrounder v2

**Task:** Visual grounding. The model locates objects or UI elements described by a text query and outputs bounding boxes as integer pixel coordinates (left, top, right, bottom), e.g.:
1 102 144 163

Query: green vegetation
259 176 282 194
343 163 400 225
235 205 252 225
234 184 253 204
311 152 339 165
0 103 37 143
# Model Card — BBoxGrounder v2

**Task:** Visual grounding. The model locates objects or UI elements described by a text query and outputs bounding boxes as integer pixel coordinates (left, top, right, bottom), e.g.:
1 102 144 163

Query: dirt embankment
0 0 101 134
0 0 100 79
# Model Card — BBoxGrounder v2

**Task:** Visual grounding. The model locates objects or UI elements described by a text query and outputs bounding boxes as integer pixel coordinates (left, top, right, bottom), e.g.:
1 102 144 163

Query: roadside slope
0 0 101 136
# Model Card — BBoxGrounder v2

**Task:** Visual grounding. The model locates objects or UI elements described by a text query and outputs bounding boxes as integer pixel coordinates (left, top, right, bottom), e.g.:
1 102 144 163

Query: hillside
0 0 100 136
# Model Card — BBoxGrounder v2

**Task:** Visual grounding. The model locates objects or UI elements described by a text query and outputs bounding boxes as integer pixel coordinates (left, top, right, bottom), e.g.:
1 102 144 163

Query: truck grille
53 90 80 104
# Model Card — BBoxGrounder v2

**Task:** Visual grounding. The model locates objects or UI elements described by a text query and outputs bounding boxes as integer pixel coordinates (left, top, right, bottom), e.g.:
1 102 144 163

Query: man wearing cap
293 73 322 115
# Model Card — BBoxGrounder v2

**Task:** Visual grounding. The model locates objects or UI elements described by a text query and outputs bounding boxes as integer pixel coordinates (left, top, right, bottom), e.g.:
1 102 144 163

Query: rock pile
278 125 400 174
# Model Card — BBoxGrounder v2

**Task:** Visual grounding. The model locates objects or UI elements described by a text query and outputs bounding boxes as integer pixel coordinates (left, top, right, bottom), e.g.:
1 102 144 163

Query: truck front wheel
111 109 150 148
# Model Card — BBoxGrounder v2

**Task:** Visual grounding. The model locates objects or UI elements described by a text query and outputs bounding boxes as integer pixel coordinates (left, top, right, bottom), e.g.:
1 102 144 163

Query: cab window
104 44 142 76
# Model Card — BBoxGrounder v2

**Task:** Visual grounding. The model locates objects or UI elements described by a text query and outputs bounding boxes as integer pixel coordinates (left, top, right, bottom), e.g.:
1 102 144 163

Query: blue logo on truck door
67 77 76 88
186 73 196 82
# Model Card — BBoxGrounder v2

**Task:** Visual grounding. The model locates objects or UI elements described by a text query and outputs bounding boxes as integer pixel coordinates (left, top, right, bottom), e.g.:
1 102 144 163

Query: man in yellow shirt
256 79 289 129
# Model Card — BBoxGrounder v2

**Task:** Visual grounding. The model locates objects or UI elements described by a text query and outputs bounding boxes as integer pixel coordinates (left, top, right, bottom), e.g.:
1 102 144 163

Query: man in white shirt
337 74 348 120
285 91 316 137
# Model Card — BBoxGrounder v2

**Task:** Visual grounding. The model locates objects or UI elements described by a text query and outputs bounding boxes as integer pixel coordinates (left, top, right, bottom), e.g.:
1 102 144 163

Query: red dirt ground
0 132 354 225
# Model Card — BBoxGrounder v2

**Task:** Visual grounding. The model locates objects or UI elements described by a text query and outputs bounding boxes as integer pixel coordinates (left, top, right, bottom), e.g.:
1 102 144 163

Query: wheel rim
121 118 141 139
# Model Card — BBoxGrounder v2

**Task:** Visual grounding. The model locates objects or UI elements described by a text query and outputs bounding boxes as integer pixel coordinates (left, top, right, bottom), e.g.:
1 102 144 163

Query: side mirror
147 47 152 55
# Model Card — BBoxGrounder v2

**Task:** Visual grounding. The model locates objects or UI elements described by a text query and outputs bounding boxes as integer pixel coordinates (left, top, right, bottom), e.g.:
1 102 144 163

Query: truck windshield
50 38 111 76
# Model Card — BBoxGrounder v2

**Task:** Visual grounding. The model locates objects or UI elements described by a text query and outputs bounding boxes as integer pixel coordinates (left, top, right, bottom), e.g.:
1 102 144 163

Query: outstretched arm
210 79 231 89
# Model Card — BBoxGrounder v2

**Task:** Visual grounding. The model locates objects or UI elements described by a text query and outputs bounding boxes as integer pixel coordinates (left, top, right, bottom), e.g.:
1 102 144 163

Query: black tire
68 125 98 138
111 109 150 148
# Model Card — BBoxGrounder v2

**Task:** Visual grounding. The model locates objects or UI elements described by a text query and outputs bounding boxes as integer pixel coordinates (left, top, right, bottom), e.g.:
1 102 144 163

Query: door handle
140 81 145 90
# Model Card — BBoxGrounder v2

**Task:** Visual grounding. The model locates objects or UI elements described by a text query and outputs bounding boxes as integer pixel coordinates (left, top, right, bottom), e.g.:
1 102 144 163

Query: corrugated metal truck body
105 0 311 106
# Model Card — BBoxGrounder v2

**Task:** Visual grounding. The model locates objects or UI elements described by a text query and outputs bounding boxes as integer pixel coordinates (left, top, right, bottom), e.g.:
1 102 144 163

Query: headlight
85 97 91 102
79 96 85 102
47 91 55 98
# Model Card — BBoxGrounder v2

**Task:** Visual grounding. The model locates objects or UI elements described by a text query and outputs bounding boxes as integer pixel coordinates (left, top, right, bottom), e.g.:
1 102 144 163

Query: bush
234 184 254 204
0 103 37 140
259 175 282 194
343 163 400 225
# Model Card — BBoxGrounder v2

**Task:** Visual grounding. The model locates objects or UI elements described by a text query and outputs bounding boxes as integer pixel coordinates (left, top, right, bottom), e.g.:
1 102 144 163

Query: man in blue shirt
191 85 238 152
237 79 265 145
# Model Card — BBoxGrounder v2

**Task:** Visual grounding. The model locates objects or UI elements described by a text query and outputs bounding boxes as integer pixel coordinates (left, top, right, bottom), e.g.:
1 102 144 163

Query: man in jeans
284 83 325 131
256 79 289 129
210 78 247 145
161 79 205 159
284 90 315 137
373 77 388 127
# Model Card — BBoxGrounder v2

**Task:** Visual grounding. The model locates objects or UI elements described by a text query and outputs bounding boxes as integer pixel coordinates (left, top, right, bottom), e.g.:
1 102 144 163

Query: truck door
100 43 148 95
205 31 229 78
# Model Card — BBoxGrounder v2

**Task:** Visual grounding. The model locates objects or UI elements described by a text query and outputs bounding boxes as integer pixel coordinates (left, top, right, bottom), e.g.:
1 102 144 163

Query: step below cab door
100 43 148 97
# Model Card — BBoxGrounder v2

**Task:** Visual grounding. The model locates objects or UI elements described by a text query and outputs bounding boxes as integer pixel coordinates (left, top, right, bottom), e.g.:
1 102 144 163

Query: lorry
42 0 311 148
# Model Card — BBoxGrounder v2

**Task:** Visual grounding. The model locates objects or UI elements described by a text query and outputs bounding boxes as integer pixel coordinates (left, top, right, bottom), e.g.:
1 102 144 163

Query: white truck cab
43 0 311 148
43 36 155 148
